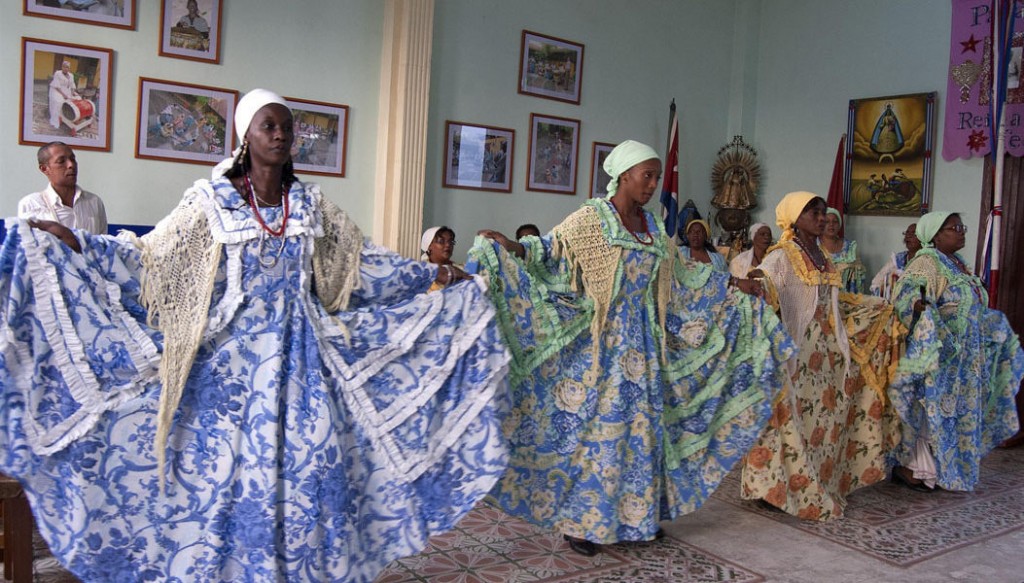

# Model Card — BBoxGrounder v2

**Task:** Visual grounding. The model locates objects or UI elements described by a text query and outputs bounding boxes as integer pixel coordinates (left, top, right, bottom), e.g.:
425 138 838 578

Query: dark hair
515 223 541 239
37 141 69 165
434 226 455 240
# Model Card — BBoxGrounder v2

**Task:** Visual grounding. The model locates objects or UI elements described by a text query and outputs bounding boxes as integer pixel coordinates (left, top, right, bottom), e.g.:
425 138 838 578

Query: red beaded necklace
609 200 654 245
629 211 655 245
243 173 289 237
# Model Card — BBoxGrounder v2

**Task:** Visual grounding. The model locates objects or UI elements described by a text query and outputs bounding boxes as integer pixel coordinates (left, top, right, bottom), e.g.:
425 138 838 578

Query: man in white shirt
18 142 108 235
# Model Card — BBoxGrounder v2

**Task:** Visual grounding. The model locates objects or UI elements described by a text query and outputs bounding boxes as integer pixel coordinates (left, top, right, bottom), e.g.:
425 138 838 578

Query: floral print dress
0 178 510 582
827 239 866 293
470 198 795 544
741 241 900 520
889 249 1023 490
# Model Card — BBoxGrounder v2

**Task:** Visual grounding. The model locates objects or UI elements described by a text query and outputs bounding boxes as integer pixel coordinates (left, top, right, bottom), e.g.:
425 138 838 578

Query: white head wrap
602 140 660 197
420 226 442 261
212 88 290 178
749 222 770 241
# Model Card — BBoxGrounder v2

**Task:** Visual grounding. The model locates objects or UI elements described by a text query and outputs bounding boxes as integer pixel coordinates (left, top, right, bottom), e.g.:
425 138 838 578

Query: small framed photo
442 120 515 193
159 0 223 64
518 30 584 105
285 97 349 177
589 142 615 198
23 0 136 30
527 113 580 195
135 77 237 165
20 37 113 151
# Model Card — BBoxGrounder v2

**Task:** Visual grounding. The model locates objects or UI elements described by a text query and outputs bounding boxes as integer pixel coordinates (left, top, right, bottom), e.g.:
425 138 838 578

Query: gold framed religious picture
159 0 223 64
23 0 136 30
135 77 237 165
442 121 515 193
843 92 937 216
19 38 113 151
527 113 580 195
589 142 615 198
518 30 584 105
285 97 349 177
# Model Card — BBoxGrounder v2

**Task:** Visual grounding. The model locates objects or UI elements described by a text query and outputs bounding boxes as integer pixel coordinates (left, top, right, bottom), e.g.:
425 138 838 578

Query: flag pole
987 0 1015 306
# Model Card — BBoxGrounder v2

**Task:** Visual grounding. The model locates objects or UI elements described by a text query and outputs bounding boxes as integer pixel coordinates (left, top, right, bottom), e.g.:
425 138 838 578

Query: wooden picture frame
843 92 937 216
285 97 349 177
442 120 515 193
517 30 584 105
23 0 136 30
589 141 615 198
526 113 580 195
19 37 113 151
135 77 237 165
159 0 223 64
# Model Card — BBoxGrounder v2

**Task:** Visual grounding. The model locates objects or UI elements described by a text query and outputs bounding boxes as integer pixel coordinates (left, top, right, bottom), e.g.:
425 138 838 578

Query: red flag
826 134 846 239
659 100 680 238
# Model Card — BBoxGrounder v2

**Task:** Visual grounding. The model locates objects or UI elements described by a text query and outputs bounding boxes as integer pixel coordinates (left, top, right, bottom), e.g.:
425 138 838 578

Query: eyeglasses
941 224 968 234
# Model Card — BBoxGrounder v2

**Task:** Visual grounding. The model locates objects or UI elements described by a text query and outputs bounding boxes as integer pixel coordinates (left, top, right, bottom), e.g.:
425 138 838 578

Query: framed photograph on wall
20 38 113 151
159 0 223 64
843 91 936 216
442 120 515 193
135 77 237 165
589 141 615 198
285 97 349 177
518 30 584 105
527 113 580 195
24 0 136 30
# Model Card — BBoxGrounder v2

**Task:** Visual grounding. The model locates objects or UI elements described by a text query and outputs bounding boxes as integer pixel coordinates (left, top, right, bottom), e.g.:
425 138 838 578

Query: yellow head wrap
685 219 711 238
775 191 822 242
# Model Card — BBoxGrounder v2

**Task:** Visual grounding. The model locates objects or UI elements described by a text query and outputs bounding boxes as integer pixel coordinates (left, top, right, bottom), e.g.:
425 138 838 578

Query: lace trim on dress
17 222 157 455
318 279 509 482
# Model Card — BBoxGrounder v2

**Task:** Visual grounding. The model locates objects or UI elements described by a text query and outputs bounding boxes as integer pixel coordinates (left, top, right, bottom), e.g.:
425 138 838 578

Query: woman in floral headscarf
472 139 794 556
1 88 510 582
740 192 902 520
888 212 1022 492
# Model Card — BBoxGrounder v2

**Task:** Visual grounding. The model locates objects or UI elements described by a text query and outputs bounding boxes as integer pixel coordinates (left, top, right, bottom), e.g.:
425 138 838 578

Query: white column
372 0 434 259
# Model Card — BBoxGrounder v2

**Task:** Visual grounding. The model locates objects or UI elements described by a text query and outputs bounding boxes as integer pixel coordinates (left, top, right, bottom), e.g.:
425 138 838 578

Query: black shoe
654 528 666 540
891 467 933 493
563 534 600 556
756 499 782 512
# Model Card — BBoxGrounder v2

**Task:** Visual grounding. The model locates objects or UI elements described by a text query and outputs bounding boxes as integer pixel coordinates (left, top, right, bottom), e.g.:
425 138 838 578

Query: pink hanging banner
944 0 1024 160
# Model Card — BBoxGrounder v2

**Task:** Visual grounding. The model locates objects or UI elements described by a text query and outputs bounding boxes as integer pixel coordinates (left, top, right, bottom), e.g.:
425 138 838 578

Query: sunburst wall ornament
710 136 760 210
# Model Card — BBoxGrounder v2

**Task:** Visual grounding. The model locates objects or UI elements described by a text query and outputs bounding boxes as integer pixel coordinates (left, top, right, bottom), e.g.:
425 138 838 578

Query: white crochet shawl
122 179 363 484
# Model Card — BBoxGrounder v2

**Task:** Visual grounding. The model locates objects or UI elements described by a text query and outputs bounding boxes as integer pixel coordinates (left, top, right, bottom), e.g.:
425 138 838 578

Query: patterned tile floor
376 503 764 583
713 445 1024 567
8 446 1022 582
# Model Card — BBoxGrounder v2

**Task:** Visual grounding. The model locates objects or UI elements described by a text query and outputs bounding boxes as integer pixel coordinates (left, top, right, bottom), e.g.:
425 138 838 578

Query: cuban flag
659 100 681 239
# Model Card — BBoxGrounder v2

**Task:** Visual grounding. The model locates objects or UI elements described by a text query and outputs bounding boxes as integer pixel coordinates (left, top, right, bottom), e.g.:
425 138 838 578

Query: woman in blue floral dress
889 211 1023 491
821 207 865 293
0 89 510 582
472 140 795 556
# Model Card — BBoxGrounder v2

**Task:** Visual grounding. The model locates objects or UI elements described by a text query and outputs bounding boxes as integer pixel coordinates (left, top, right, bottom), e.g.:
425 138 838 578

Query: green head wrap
603 140 660 197
915 211 954 247
826 207 842 227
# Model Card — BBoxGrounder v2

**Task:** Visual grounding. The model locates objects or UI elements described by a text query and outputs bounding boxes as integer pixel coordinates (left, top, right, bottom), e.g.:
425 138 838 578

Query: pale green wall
2 0 984 278
751 0 983 276
0 0 383 230
425 0 742 260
